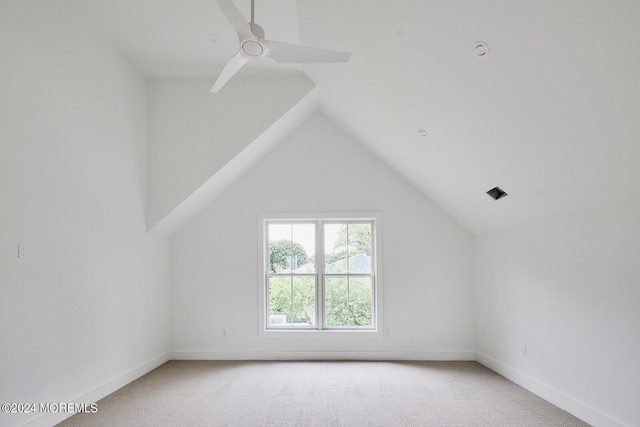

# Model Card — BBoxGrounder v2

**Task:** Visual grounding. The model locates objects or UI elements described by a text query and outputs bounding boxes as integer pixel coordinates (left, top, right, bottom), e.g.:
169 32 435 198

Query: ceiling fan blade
262 40 351 63
211 52 248 92
216 0 254 41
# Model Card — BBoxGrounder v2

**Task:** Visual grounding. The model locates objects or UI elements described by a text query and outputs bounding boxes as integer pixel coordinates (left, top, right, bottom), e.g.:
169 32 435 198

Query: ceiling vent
487 186 508 200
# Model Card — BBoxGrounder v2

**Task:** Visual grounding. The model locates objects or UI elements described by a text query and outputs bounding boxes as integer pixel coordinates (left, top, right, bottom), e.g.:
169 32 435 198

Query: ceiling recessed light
207 34 217 42
487 186 507 200
474 42 489 57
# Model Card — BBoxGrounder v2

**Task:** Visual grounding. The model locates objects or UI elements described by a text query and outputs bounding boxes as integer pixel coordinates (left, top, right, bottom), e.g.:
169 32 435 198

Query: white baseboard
22 352 170 427
169 349 476 361
476 352 626 427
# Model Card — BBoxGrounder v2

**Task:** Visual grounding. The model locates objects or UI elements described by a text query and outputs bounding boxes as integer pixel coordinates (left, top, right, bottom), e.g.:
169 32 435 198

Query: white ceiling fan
212 0 351 92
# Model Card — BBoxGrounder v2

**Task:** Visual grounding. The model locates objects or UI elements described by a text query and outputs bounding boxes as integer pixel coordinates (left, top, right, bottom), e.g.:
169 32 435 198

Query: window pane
325 276 373 327
292 276 316 326
325 276 348 326
268 276 291 325
348 277 373 326
324 223 346 273
268 276 316 327
347 223 372 273
292 223 315 273
268 223 314 273
325 223 372 273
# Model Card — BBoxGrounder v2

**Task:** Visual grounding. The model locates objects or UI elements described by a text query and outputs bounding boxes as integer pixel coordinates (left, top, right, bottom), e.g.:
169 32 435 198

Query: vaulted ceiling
76 0 640 234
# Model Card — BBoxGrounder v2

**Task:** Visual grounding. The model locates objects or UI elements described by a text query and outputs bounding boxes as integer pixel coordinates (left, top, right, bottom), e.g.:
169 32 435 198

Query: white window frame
258 212 383 336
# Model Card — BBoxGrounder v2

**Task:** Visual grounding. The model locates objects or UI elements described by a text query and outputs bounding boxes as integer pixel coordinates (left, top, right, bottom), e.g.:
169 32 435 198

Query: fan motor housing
242 40 263 56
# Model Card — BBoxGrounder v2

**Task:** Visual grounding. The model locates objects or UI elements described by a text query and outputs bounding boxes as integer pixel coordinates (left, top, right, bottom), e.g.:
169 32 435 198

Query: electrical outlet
18 244 28 259
222 329 228 336
384 328 391 336
521 345 527 356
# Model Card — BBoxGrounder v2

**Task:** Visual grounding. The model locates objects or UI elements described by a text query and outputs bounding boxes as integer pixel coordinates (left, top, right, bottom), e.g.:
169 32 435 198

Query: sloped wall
146 75 315 232
476 196 640 426
0 2 169 426
170 112 475 358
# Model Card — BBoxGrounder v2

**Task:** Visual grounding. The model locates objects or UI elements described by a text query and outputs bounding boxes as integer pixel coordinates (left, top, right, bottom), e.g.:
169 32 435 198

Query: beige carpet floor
58 360 590 426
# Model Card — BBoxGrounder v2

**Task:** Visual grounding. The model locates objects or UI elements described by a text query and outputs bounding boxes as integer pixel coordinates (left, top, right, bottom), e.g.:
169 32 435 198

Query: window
259 213 380 332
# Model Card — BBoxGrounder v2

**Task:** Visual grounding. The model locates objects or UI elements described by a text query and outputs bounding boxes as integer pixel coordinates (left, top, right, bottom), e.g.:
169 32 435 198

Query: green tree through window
325 223 371 265
268 239 309 273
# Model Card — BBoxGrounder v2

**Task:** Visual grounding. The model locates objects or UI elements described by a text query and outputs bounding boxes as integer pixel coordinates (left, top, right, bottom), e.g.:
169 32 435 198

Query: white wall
476 196 640 427
0 2 170 426
146 75 315 231
6 2 634 426
170 112 475 359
